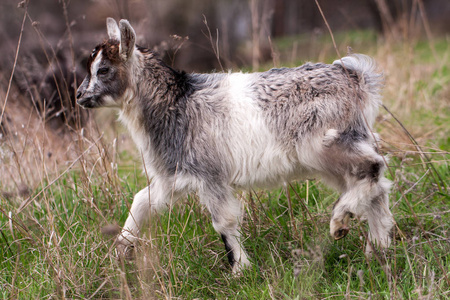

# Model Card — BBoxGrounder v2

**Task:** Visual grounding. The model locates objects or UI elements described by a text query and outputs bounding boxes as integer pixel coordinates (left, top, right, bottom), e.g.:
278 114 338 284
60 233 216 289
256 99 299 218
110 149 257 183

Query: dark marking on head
86 45 102 76
86 39 121 76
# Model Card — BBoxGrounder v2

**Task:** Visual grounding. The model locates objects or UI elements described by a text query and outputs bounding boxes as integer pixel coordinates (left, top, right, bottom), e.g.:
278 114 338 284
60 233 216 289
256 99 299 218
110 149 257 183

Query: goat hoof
330 211 352 240
334 226 350 240
231 259 251 276
116 239 136 260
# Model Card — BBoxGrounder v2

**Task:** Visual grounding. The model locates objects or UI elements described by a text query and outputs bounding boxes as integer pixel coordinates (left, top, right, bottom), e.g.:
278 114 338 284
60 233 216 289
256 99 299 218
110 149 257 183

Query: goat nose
76 90 82 99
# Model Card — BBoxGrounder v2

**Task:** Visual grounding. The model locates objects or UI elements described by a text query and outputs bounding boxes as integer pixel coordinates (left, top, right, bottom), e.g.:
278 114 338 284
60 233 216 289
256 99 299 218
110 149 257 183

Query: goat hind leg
365 177 393 255
330 194 356 241
329 163 383 241
329 162 393 254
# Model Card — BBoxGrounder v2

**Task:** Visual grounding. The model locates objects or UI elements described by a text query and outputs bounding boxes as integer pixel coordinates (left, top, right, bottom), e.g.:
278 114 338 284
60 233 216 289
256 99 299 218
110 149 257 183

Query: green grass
1 150 448 298
1 31 450 298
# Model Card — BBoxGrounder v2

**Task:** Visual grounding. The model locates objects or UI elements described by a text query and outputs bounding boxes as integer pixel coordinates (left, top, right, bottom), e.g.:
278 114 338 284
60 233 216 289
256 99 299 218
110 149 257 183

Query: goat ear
106 18 120 41
118 19 136 61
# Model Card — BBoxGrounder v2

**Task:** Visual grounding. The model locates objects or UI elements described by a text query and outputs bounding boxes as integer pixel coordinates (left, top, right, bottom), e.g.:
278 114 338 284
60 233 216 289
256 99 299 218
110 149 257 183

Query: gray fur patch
136 58 230 183
252 63 363 144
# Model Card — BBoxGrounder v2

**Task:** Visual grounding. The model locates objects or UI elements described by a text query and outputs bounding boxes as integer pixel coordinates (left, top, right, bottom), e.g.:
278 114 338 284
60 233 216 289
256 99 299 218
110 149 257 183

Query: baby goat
77 18 394 273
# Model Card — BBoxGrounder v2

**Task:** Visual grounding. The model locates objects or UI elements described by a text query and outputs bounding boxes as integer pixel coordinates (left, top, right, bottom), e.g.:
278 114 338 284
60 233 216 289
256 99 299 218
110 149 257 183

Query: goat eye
97 67 109 75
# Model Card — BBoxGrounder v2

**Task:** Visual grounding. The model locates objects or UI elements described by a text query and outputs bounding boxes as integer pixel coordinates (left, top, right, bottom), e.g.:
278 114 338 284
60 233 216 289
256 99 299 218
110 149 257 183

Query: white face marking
86 50 103 93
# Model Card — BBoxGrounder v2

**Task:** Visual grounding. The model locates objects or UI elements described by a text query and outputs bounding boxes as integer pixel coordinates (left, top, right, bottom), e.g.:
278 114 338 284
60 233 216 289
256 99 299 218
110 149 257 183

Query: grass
1 26 449 299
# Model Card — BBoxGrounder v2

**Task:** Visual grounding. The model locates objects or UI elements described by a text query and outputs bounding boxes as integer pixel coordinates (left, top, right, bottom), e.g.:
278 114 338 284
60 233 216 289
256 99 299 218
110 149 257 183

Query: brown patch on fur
103 39 121 63
86 39 121 75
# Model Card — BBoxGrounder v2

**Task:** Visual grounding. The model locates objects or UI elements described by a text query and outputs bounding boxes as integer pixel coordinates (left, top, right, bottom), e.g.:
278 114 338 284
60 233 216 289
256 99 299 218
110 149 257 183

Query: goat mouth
77 97 99 109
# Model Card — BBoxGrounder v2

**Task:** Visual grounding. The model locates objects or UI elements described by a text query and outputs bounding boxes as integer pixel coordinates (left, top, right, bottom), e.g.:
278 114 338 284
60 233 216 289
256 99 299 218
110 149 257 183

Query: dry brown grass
373 42 449 166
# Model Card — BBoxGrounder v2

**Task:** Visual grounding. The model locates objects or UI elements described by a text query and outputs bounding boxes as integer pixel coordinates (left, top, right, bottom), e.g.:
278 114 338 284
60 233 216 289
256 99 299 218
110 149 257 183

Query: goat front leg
117 179 177 258
201 188 250 273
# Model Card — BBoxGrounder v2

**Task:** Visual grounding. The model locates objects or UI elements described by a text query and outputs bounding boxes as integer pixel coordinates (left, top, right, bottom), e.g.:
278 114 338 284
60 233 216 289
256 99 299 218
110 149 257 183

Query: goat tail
333 54 384 129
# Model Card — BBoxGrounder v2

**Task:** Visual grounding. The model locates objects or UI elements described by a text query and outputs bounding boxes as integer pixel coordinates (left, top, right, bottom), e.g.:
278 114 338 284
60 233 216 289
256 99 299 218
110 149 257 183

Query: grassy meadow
1 23 449 300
